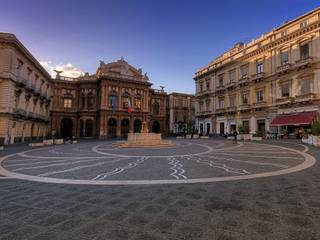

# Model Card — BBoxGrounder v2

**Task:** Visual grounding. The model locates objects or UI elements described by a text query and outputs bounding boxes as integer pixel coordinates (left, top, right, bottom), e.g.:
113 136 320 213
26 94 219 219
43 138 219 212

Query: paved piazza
1 139 320 240
0 140 315 185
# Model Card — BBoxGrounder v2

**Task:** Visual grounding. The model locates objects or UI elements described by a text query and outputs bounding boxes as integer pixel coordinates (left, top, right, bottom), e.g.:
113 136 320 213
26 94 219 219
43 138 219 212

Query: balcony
196 90 211 97
239 104 251 112
225 106 237 114
16 77 27 87
295 57 313 69
276 64 292 74
276 96 293 105
251 73 265 83
13 108 27 116
196 110 212 117
214 108 225 115
238 76 250 87
295 93 317 102
253 101 267 111
215 85 226 94
26 83 36 92
226 82 236 90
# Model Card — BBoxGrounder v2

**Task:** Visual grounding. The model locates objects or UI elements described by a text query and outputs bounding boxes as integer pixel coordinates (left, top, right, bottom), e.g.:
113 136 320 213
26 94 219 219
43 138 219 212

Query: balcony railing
226 82 236 90
253 101 266 109
226 106 237 113
252 72 265 82
276 64 292 74
295 57 313 69
26 83 36 92
276 96 293 104
16 77 27 87
295 93 317 102
215 108 225 114
238 76 250 86
239 104 251 112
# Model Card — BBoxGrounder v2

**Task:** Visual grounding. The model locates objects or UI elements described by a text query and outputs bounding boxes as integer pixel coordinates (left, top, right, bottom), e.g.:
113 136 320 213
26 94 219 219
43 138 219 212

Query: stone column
129 116 134 133
116 117 121 137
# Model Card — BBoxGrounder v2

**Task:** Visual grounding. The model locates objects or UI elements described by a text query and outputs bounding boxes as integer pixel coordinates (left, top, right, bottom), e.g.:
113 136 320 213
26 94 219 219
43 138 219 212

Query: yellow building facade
194 8 320 137
0 33 52 145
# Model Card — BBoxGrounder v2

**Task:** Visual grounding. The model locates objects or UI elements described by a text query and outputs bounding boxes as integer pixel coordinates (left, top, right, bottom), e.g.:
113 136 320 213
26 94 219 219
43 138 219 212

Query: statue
54 70 63 79
141 121 149 133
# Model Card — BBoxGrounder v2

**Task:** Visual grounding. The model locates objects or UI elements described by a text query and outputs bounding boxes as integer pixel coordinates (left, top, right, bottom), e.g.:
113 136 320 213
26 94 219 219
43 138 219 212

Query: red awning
270 111 318 127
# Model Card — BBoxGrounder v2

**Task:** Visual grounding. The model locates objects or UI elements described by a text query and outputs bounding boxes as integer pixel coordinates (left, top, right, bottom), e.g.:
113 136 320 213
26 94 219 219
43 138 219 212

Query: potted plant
311 120 320 146
43 132 54 145
238 124 250 140
54 132 64 145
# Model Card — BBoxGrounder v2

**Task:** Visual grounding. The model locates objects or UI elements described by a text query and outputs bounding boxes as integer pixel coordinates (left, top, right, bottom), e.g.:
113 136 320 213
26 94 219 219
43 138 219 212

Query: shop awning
270 111 318 127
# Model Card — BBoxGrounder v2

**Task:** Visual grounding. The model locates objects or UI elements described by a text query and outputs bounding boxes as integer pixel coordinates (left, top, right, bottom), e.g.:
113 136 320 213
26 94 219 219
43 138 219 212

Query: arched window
134 94 142 110
87 92 95 109
122 90 130 109
152 101 159 115
109 90 117 111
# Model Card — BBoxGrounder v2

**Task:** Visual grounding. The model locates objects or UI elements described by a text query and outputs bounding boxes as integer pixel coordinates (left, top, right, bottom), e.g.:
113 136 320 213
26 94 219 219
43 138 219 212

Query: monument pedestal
114 133 174 148
114 121 174 148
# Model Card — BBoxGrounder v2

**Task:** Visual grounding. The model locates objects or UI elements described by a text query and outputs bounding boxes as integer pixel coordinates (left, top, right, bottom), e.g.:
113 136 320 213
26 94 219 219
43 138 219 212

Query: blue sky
0 0 319 93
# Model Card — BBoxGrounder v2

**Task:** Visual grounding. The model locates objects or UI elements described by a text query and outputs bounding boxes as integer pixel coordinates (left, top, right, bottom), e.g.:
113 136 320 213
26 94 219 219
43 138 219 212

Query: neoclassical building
51 59 168 139
194 7 320 136
0 33 52 145
168 92 195 134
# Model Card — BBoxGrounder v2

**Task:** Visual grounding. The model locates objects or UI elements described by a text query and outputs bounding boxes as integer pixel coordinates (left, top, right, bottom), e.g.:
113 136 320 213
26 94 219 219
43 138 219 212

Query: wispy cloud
40 61 84 78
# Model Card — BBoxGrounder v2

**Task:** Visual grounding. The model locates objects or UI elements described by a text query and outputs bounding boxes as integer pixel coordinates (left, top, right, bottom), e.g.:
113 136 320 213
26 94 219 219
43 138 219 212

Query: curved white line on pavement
168 157 187 179
0 142 316 185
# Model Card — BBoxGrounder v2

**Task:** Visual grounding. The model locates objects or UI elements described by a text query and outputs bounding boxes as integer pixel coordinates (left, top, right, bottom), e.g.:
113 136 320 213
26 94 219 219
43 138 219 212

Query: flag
127 97 132 113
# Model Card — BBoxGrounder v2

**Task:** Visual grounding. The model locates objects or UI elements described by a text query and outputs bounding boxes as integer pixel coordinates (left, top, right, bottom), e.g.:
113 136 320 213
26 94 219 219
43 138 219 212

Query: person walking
233 130 238 144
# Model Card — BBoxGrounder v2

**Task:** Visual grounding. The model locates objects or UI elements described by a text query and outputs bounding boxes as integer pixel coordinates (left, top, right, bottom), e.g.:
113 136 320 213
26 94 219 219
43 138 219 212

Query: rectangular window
64 99 72 108
240 65 249 78
301 79 311 95
229 95 235 107
242 93 248 104
256 90 264 102
281 83 290 97
280 51 289 65
199 83 203 92
300 43 309 60
218 74 224 86
229 69 236 82
218 99 224 109
206 80 210 90
256 62 264 74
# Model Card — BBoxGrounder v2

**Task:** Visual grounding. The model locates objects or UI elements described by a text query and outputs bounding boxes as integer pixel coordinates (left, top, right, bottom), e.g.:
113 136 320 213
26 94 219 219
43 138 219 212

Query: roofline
195 6 320 75
0 33 52 79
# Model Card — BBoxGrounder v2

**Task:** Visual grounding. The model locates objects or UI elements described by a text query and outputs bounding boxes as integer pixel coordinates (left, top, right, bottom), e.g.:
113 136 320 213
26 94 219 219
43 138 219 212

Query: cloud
40 61 85 78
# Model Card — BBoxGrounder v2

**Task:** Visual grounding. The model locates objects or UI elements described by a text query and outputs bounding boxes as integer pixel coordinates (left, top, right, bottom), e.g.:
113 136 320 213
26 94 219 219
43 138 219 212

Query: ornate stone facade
0 33 52 145
168 93 195 135
51 59 169 139
194 7 320 137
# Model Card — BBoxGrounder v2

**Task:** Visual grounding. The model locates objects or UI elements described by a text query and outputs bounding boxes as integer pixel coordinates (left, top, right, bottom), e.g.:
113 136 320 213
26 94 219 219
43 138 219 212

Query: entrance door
257 120 265 137
61 118 73 139
108 118 117 138
134 119 142 133
85 119 94 137
220 122 225 135
206 123 210 135
152 121 160 133
121 119 130 138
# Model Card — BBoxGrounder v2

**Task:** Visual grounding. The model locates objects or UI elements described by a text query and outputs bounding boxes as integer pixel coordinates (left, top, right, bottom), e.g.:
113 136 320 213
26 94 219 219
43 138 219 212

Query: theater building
0 33 52 145
51 59 168 139
194 7 320 137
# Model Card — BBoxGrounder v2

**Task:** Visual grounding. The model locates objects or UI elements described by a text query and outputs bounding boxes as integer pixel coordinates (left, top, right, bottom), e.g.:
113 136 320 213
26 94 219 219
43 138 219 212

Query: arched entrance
121 119 130 138
134 119 142 133
61 118 73 139
108 118 117 138
85 119 94 137
152 121 160 133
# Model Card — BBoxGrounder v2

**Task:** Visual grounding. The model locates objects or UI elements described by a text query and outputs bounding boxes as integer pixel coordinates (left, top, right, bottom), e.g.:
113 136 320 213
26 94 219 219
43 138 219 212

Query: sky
0 0 319 93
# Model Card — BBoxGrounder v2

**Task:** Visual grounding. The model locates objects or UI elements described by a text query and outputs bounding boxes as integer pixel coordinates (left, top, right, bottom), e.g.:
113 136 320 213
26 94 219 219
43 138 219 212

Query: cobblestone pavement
0 139 320 240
